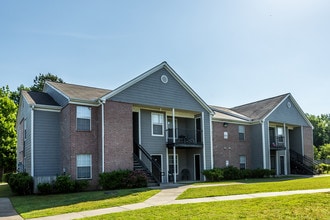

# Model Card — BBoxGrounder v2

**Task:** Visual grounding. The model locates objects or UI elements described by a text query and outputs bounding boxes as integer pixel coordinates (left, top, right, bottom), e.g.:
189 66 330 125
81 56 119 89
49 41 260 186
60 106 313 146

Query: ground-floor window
239 155 246 170
168 154 179 175
77 154 92 179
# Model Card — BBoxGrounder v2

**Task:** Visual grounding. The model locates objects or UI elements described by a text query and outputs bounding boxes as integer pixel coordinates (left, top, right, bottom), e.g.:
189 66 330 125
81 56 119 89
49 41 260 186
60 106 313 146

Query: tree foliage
0 87 17 174
30 73 64 92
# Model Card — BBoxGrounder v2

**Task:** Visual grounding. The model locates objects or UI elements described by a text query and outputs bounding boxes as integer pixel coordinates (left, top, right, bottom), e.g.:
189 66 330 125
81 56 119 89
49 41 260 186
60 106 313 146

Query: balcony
270 136 286 150
166 128 203 148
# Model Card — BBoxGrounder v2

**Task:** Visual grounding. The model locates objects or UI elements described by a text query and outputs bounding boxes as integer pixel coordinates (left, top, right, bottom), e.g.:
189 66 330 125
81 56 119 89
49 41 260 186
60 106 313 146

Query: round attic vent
287 102 292 108
161 75 168 84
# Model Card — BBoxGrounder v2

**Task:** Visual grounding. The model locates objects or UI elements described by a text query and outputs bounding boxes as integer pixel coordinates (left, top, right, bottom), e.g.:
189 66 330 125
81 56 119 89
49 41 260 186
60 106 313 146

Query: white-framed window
76 154 92 179
152 112 164 136
239 155 246 170
277 127 284 143
77 106 91 131
238 125 245 141
168 154 179 175
224 131 228 139
167 118 178 139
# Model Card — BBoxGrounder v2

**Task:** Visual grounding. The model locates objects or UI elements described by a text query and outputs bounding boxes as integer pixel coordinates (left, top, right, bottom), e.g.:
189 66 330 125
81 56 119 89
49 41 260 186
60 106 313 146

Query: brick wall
212 121 251 169
303 126 313 159
60 104 100 188
104 101 133 171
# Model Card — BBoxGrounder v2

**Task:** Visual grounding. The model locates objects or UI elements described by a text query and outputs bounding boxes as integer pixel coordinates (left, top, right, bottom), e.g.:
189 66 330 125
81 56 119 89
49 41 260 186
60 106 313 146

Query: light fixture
223 122 228 128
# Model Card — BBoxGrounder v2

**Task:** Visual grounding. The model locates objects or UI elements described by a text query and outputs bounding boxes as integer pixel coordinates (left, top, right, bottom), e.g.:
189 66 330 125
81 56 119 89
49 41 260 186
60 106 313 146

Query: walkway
1 183 330 220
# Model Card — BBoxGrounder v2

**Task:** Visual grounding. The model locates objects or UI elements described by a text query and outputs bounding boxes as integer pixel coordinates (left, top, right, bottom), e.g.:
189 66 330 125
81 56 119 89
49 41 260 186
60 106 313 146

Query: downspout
261 120 266 169
31 106 34 177
99 99 105 173
209 114 214 169
172 108 176 183
202 112 206 176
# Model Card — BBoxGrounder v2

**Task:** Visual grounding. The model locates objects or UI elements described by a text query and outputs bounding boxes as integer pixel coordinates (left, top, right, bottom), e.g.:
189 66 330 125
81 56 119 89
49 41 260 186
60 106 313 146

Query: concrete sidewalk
2 183 330 220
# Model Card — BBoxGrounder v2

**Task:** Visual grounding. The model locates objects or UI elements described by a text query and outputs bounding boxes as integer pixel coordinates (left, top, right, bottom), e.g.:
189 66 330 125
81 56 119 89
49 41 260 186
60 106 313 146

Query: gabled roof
231 93 290 121
210 105 251 123
22 90 60 106
46 81 112 104
26 91 60 106
101 61 214 114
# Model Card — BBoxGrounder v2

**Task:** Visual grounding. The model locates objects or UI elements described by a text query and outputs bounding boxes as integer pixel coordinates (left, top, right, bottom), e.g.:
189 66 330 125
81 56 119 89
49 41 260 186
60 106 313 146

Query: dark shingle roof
230 93 289 120
27 91 60 106
47 81 112 102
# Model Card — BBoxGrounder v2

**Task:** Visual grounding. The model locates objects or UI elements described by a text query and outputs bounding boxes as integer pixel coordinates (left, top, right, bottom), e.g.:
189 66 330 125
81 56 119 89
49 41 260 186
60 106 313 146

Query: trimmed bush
53 175 74 193
99 170 148 190
222 166 241 180
202 168 224 181
2 173 13 183
8 172 34 195
73 180 89 192
37 182 53 195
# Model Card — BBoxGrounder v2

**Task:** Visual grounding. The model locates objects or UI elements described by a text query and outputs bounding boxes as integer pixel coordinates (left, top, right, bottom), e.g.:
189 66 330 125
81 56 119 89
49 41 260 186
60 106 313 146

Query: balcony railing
270 136 286 150
166 128 203 147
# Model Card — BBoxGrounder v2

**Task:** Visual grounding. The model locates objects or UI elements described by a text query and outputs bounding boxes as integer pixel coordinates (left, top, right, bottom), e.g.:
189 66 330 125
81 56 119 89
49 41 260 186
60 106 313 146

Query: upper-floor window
167 118 178 139
238 125 245 141
277 127 284 142
152 113 164 136
77 106 91 131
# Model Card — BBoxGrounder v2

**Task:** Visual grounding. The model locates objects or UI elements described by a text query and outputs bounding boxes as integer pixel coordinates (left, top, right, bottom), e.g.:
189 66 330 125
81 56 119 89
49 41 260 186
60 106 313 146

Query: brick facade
212 121 251 169
103 101 133 172
303 126 313 159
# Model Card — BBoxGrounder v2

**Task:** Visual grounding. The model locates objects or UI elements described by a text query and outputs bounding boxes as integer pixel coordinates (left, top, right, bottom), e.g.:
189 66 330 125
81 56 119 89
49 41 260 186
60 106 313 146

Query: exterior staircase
290 149 319 175
133 155 159 186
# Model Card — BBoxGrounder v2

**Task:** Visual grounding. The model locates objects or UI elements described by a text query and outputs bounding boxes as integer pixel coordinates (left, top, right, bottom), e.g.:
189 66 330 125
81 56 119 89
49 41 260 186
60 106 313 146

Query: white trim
33 107 61 112
202 112 206 175
101 100 105 173
45 81 70 102
166 147 169 183
262 121 266 169
151 112 164 136
209 114 214 169
301 126 305 156
31 107 34 177
172 108 176 183
76 154 92 179
283 123 287 175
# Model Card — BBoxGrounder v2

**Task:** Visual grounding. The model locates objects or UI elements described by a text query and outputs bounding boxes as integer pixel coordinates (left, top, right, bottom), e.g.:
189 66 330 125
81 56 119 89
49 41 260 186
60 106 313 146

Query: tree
0 87 17 176
306 113 330 147
30 73 64 92
10 84 30 106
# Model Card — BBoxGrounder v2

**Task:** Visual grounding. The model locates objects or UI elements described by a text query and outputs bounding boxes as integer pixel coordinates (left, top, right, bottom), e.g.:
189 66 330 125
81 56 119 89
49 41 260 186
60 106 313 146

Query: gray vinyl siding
110 68 206 112
266 97 309 126
34 110 60 176
250 124 264 169
44 84 69 107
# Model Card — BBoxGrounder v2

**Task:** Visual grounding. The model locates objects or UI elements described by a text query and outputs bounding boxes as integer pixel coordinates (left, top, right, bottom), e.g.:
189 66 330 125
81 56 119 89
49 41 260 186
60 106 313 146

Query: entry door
194 154 201 181
195 118 202 144
280 156 285 175
151 155 162 182
133 112 139 156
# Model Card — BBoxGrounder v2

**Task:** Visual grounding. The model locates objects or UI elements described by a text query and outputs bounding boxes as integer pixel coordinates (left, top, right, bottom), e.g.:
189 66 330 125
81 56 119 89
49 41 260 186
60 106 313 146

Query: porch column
172 108 176 183
283 123 287 175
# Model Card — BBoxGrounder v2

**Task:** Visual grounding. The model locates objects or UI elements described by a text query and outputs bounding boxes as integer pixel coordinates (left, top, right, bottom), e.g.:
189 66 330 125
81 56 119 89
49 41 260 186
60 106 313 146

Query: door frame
194 154 201 181
151 154 163 183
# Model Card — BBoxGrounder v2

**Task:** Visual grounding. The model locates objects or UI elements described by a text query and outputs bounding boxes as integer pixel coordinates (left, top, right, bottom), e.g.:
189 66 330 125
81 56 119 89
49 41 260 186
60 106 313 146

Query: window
239 155 246 170
238 125 245 141
77 154 92 179
77 106 91 131
152 113 164 136
168 154 178 174
224 131 228 139
277 127 284 142
167 118 178 139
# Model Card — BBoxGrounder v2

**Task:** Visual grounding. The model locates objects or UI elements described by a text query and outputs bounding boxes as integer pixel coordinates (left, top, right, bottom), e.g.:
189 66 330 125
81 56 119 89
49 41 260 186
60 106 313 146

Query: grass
178 176 330 199
83 192 330 219
0 183 13 197
9 188 160 219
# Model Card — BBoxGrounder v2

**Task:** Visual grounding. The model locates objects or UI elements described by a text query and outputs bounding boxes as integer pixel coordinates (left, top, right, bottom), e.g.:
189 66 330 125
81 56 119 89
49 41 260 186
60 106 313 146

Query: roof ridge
47 81 112 92
231 93 290 109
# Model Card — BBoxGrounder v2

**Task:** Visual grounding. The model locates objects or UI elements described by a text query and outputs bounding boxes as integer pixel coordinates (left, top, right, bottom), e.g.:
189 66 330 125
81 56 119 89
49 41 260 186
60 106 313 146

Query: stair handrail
134 142 162 184
290 149 319 174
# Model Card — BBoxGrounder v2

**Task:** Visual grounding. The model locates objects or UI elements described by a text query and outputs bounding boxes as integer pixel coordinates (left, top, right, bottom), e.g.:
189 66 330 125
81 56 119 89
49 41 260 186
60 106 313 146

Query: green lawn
83 192 330 219
9 188 160 219
178 176 330 199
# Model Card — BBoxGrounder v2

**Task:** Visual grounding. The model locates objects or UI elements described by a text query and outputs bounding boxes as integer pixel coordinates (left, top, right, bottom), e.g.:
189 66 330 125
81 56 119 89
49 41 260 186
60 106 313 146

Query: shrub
222 166 241 180
53 175 74 193
316 163 330 174
73 180 89 192
99 170 147 190
125 170 148 188
37 182 53 195
2 173 13 183
202 168 224 181
8 172 34 195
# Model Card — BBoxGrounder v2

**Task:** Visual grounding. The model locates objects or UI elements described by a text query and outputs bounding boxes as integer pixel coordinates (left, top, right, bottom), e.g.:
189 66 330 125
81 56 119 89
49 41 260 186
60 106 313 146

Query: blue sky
1 1 329 115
